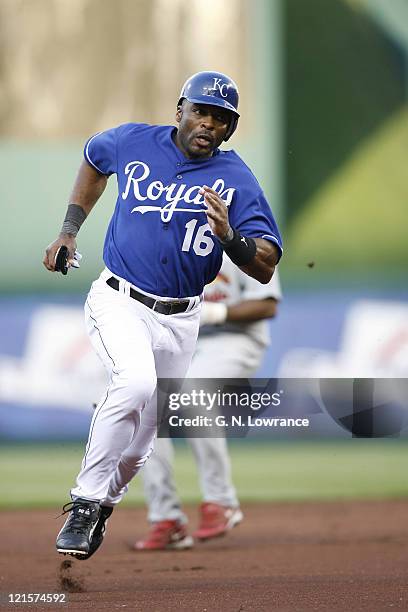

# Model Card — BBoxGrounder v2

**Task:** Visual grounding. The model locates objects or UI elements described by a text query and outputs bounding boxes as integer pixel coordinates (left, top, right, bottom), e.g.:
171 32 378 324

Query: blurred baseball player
135 259 282 550
43 70 282 560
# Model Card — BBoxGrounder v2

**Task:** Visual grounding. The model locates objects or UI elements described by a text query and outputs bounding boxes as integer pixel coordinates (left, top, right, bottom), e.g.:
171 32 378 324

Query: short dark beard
173 128 214 160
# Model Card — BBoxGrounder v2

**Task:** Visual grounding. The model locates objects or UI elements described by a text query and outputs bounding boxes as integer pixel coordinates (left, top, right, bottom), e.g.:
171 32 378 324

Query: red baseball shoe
134 520 193 551
193 503 243 541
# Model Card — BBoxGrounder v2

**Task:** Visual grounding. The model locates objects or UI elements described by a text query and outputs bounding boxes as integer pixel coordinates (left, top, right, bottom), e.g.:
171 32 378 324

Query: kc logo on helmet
204 78 228 98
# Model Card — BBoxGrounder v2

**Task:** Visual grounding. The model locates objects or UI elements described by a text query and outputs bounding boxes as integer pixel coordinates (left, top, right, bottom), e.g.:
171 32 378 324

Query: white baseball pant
70 268 201 506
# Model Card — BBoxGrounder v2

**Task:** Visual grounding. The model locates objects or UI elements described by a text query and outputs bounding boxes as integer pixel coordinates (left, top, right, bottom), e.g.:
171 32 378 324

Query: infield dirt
1 500 407 611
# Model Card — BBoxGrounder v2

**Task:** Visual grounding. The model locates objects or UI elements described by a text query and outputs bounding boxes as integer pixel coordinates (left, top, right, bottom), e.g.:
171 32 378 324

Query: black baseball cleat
76 505 113 561
56 498 101 558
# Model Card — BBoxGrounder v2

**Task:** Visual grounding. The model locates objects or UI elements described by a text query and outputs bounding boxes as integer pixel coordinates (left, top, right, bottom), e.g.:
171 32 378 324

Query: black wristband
221 228 257 266
60 204 87 236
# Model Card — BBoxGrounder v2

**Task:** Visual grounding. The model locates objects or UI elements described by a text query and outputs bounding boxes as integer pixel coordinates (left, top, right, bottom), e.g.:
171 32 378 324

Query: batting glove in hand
54 246 83 275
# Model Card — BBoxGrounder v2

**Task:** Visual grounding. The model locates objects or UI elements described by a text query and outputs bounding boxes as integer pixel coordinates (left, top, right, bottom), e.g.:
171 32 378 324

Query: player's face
175 101 230 159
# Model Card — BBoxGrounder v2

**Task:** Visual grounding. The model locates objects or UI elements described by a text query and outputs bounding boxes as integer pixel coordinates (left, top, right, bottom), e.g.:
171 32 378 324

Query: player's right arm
43 161 108 271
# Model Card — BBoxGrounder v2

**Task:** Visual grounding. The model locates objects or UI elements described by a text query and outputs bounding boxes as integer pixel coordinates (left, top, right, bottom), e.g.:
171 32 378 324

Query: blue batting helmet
178 71 240 141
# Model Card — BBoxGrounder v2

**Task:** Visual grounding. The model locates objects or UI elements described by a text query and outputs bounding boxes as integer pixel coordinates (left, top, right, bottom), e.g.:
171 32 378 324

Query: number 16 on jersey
181 220 215 257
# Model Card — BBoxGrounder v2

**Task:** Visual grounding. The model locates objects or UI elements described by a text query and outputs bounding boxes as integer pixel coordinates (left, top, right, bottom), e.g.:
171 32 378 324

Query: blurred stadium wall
283 0 408 284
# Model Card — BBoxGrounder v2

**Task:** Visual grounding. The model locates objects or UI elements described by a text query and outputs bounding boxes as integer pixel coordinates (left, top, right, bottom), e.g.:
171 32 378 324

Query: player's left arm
239 237 279 284
201 186 280 284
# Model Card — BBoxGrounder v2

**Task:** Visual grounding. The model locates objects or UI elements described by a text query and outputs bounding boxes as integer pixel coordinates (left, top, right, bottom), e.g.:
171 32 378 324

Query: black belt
106 277 191 315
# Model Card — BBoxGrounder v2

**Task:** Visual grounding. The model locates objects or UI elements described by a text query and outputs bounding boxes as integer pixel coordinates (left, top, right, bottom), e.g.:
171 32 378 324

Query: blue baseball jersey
84 123 282 298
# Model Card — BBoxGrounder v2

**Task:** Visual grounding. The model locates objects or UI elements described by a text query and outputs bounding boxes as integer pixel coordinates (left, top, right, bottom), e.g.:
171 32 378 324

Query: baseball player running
136 258 282 550
43 71 282 560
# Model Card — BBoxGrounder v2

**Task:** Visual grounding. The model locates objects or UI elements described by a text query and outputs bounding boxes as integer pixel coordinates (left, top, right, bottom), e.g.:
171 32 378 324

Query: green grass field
1 440 407 509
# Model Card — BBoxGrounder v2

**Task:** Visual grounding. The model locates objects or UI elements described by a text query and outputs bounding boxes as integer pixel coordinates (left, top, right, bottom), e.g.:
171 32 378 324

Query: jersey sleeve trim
84 132 106 175
261 234 283 259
